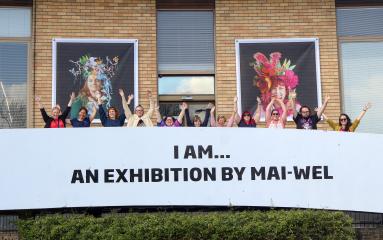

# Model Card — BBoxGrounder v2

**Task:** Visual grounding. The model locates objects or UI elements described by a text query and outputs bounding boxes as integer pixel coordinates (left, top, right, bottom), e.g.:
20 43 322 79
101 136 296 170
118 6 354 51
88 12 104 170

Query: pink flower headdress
251 52 299 106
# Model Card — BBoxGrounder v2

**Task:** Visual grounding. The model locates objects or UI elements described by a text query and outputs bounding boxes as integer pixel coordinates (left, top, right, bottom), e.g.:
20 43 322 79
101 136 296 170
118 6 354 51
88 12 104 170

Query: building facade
0 0 382 133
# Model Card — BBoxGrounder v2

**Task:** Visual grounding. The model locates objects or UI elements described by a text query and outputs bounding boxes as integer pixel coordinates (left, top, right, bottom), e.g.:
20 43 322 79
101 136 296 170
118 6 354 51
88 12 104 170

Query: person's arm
144 90 155 118
316 95 330 119
210 106 216 127
124 94 133 119
35 96 50 123
276 98 287 123
177 102 186 124
322 113 337 130
97 97 107 126
356 102 371 121
154 102 162 123
89 105 97 122
265 98 275 123
61 92 75 120
202 103 212 127
184 103 193 127
253 97 262 123
119 89 129 115
290 90 298 118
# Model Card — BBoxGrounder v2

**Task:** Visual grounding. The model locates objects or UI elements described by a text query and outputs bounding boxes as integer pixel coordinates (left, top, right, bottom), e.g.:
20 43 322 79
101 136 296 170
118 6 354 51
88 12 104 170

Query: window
156 4 215 123
337 7 383 133
0 7 30 128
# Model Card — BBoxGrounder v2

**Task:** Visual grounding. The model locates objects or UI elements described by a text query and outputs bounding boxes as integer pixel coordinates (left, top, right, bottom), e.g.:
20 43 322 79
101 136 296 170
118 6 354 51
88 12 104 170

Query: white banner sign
0 128 382 212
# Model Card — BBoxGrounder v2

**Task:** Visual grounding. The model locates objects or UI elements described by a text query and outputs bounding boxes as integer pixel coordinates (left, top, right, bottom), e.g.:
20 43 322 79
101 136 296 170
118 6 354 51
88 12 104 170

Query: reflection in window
340 42 383 134
159 102 211 126
158 76 214 95
0 42 28 128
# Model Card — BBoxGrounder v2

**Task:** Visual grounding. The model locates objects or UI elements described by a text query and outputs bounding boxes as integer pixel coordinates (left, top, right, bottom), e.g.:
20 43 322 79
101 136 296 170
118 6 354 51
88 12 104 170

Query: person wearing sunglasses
265 98 287 129
322 103 371 132
235 97 261 128
292 94 330 130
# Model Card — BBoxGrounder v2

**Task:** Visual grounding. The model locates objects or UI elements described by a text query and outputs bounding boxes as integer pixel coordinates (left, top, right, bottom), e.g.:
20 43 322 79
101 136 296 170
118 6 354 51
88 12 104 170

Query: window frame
0 6 32 128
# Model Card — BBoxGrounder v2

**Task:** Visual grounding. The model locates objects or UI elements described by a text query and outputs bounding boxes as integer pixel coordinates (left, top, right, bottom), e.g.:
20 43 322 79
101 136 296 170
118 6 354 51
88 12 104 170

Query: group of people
35 89 371 132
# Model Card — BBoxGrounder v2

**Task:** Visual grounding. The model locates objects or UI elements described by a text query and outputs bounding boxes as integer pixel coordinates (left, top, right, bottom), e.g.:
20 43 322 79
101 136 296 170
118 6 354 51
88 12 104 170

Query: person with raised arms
235 97 261 128
184 102 212 127
265 98 287 129
322 102 371 132
35 92 75 128
292 93 330 130
97 89 127 127
123 90 155 127
155 102 187 127
210 96 237 127
67 105 97 128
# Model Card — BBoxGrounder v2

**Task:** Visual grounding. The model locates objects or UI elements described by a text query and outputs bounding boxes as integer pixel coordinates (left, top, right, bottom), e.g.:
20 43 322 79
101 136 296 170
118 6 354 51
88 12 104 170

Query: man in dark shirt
292 95 330 130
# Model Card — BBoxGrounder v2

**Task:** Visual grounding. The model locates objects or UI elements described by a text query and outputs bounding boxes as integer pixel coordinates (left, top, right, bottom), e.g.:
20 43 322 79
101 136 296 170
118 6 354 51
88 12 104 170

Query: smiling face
339 114 349 126
51 107 60 119
86 74 102 94
271 110 280 121
300 107 311 118
165 117 174 126
217 116 226 126
108 108 116 120
135 106 144 117
271 83 287 100
78 108 87 121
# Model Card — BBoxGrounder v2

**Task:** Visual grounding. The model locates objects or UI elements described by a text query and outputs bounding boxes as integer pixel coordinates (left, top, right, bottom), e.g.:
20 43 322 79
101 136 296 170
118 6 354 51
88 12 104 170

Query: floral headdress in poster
69 55 119 108
251 52 299 107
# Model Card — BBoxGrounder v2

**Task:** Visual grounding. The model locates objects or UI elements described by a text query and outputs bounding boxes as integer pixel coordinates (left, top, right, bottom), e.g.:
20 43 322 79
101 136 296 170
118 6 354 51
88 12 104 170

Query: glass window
159 102 212 126
0 8 31 37
158 76 214 95
340 41 383 133
0 42 28 128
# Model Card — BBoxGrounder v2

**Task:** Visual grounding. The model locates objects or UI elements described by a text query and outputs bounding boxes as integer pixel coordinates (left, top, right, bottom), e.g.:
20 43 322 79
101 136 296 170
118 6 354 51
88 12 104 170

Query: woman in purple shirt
155 102 187 127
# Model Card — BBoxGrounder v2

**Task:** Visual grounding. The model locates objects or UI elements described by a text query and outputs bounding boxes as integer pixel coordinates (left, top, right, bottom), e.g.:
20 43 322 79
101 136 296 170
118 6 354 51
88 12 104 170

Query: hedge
17 210 355 240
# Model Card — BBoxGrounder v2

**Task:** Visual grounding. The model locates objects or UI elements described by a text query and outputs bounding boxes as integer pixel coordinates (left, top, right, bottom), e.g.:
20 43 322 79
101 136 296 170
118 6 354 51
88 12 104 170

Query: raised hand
289 89 297 100
207 103 214 109
256 97 261 105
180 102 187 110
234 96 238 103
127 94 134 104
70 92 76 101
35 96 41 102
147 90 152 98
210 106 216 113
118 89 125 97
363 102 372 111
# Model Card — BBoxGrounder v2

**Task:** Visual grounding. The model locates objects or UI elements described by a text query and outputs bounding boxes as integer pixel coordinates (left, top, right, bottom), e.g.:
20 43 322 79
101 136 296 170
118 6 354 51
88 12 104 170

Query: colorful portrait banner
52 39 138 120
235 38 321 120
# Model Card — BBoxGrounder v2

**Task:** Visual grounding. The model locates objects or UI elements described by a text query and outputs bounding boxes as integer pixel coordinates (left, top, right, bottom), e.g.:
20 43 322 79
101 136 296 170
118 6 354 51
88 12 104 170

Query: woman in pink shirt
265 98 287 129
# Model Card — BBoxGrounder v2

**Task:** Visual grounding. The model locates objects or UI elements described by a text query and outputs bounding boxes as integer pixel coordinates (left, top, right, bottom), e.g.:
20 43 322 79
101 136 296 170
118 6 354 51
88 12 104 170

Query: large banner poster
0 128 383 213
235 38 321 120
52 39 138 120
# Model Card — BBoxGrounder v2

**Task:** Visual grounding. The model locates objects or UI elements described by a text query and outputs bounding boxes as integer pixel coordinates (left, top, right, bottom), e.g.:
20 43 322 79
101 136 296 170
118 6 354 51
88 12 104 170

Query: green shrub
17 210 355 240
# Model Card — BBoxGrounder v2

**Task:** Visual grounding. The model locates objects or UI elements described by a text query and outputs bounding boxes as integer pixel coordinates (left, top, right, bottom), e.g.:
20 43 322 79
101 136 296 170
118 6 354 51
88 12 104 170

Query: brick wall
215 0 340 129
32 0 157 127
32 0 340 129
